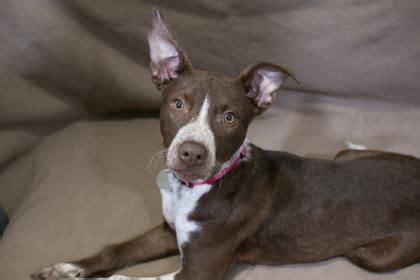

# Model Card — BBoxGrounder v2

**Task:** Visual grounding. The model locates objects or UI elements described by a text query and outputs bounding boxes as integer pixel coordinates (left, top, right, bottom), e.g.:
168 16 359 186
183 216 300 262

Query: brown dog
32 8 420 280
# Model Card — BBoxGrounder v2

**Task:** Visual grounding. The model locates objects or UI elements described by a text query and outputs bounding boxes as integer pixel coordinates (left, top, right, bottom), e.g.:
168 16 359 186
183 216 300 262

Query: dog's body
32 9 420 280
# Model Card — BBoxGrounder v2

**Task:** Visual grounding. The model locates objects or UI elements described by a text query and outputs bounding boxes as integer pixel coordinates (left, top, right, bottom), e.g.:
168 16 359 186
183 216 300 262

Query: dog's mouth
169 166 212 183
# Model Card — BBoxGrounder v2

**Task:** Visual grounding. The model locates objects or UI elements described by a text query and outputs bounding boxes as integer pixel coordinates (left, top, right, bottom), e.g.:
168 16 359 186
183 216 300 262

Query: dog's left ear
240 63 295 113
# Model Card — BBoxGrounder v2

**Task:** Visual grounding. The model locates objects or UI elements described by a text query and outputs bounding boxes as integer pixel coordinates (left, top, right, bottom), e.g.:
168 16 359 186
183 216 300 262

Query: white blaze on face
167 95 215 177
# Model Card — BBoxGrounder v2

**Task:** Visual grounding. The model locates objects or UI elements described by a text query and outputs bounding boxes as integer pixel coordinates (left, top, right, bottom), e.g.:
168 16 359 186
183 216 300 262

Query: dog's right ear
148 8 192 88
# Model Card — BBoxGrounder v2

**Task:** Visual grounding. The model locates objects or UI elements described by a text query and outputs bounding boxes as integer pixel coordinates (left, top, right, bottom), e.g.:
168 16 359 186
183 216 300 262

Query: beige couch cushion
0 119 178 279
0 99 419 279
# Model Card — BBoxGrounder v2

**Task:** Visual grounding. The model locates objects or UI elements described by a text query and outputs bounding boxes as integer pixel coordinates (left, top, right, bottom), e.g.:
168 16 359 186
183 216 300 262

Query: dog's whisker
148 151 161 171
217 177 224 193
212 160 223 174
148 148 169 173
155 154 167 171
154 151 168 171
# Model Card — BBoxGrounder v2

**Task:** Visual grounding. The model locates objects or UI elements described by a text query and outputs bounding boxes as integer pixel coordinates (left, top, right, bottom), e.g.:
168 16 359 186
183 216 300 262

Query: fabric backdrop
1 0 420 181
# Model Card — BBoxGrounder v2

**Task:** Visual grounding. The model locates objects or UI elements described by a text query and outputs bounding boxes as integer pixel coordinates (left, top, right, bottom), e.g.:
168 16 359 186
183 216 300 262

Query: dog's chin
170 167 211 183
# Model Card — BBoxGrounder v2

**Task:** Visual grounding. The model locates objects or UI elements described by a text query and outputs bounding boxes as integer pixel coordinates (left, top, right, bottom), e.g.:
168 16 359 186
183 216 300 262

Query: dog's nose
179 141 208 167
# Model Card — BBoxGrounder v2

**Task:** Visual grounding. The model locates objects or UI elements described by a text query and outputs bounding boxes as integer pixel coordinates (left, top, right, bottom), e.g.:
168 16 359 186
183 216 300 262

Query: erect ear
240 62 296 113
148 8 192 87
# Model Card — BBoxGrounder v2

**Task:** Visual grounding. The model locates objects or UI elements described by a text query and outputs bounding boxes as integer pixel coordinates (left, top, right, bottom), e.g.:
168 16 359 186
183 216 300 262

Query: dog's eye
174 99 184 110
224 112 236 124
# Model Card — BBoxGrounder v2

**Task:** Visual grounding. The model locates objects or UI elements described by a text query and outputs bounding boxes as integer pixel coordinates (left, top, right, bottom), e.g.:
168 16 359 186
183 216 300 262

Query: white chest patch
156 169 211 247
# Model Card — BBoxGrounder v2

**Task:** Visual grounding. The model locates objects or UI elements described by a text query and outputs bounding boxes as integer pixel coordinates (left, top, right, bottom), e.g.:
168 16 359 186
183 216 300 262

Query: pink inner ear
149 34 178 64
252 70 287 108
151 56 181 83
148 11 184 84
148 30 182 83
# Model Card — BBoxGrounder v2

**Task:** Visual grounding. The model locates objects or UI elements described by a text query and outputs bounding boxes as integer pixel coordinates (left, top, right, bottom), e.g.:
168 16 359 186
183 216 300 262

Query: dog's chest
156 170 211 246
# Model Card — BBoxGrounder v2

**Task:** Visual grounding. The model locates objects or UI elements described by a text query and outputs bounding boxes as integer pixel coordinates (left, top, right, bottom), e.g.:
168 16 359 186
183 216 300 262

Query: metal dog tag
156 169 171 191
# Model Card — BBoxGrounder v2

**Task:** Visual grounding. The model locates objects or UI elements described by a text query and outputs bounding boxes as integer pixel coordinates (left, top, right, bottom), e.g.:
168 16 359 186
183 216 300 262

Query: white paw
345 141 367 150
31 263 85 279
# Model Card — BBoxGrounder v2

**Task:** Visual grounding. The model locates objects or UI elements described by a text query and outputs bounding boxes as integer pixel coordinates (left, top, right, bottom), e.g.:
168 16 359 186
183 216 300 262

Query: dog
32 8 420 280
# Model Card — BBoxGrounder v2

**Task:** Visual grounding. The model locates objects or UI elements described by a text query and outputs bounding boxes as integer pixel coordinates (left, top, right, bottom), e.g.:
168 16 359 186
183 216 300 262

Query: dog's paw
31 263 85 279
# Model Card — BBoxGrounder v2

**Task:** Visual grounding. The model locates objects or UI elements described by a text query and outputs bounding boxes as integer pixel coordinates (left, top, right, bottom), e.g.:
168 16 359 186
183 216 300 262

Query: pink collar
178 142 251 188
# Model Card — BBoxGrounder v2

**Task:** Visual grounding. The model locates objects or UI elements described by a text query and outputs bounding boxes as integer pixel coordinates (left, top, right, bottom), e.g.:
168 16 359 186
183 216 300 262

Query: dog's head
148 8 293 182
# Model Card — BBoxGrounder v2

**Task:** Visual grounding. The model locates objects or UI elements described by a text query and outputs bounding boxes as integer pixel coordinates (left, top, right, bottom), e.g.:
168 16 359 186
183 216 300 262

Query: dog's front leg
31 222 179 279
73 242 236 280
131 241 237 280
172 242 237 280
